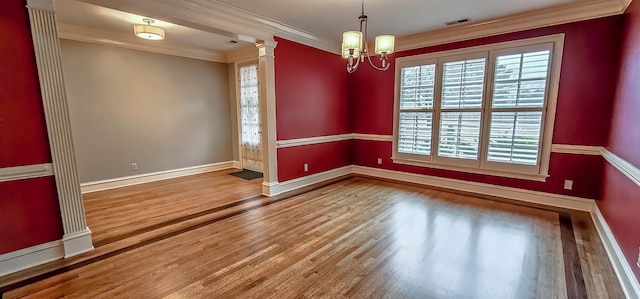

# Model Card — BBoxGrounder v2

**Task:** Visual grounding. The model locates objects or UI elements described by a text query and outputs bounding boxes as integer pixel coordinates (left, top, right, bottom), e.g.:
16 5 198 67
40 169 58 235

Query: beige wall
60 39 234 183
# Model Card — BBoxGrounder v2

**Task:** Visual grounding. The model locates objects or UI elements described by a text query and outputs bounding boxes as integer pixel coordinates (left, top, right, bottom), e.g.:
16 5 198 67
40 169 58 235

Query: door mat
229 169 263 180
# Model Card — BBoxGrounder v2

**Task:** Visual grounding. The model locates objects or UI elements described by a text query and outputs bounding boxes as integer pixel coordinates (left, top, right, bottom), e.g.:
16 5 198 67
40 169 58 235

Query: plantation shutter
396 63 436 157
437 57 486 161
487 48 551 167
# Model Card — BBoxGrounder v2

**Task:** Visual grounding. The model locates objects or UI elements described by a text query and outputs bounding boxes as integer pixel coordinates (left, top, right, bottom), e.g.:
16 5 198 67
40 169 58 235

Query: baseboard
232 161 242 169
80 161 236 193
352 165 594 211
0 240 64 277
62 228 94 258
265 166 353 196
592 205 640 299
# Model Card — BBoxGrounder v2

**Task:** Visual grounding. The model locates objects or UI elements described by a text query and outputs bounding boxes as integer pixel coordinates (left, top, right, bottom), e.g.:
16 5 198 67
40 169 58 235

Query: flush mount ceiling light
133 18 165 41
342 0 395 73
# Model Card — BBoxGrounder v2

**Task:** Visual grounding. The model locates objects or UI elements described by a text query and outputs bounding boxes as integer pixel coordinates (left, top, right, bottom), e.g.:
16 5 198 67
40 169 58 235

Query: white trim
233 161 242 169
227 45 259 63
351 133 394 142
75 0 339 55
390 157 549 182
352 165 594 211
0 163 53 183
620 0 634 11
62 228 94 258
602 148 640 187
395 0 626 53
391 34 564 183
276 134 352 148
74 0 626 56
592 205 640 299
551 144 604 155
29 4 92 251
26 0 54 11
80 161 236 193
256 40 279 195
0 240 64 277
57 23 228 63
265 166 352 196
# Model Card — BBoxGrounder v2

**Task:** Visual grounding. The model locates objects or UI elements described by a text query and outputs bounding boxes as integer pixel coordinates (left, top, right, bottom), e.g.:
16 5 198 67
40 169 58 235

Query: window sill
391 157 549 182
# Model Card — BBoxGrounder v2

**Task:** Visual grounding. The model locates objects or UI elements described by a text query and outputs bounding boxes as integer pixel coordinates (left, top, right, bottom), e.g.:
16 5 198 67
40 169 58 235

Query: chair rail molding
0 163 53 183
27 0 94 258
602 148 640 187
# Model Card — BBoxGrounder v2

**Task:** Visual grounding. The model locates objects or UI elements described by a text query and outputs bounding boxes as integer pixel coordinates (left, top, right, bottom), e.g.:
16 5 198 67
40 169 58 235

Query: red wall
277 141 351 182
598 0 640 283
0 0 51 167
350 16 625 199
274 37 351 181
0 178 63 254
0 0 63 254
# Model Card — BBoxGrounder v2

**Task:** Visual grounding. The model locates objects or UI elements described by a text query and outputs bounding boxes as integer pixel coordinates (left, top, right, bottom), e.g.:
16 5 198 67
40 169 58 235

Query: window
392 35 564 181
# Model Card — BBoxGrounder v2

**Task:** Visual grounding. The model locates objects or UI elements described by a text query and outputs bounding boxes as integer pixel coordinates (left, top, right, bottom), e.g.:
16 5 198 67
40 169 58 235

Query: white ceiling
54 0 591 57
217 0 586 39
55 0 252 52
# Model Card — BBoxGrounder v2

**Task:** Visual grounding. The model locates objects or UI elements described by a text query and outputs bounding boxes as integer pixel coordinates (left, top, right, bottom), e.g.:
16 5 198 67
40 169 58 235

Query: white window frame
391 34 564 182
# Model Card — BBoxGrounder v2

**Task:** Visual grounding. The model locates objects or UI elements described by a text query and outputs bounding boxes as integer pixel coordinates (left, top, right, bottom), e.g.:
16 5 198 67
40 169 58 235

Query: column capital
27 0 55 12
256 39 278 57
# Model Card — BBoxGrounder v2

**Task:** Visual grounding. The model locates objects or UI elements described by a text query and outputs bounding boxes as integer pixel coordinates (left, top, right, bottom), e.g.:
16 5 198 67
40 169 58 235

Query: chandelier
342 0 395 73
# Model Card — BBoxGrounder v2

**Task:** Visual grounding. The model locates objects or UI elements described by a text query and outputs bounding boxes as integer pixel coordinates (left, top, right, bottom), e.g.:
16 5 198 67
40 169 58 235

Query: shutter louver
396 63 436 156
488 112 542 165
442 58 485 109
438 112 481 159
489 49 550 166
398 112 432 155
437 57 485 160
493 51 550 108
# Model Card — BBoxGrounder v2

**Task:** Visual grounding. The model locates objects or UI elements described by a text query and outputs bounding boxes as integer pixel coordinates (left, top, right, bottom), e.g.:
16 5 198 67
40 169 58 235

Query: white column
256 40 279 196
26 0 93 258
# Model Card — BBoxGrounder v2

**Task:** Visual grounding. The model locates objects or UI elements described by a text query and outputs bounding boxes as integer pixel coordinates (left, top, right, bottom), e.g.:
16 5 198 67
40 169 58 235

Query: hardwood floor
83 169 263 247
1 175 625 298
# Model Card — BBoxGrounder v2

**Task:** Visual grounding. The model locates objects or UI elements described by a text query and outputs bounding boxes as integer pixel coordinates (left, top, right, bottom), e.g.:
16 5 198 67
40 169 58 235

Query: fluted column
26 0 93 258
256 40 279 196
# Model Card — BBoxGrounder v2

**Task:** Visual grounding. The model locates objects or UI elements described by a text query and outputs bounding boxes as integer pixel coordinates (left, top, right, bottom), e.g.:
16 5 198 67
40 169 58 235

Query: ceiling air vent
444 18 471 26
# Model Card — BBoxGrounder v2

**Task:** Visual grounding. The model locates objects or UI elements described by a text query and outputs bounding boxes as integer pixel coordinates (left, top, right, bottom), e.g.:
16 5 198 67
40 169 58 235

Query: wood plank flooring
1 175 625 298
83 169 262 247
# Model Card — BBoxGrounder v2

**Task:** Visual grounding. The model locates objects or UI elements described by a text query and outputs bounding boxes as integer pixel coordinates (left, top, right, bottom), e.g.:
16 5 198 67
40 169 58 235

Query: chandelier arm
362 12 390 71
365 53 391 71
347 53 361 73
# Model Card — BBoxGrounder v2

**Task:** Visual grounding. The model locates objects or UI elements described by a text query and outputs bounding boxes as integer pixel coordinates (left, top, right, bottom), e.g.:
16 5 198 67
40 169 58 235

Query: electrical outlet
304 163 308 172
377 158 382 165
131 163 138 171
563 179 573 190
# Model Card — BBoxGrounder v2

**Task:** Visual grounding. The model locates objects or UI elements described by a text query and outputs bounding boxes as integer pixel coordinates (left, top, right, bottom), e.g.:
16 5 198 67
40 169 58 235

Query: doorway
238 62 263 173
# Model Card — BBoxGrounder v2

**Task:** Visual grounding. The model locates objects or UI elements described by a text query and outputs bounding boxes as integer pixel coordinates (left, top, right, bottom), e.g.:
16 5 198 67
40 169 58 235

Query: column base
261 181 280 197
62 228 94 258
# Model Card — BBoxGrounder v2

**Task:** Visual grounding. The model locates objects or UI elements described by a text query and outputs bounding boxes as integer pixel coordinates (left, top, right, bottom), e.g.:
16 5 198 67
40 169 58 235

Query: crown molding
226 45 259 63
75 0 340 55
395 0 627 52
619 0 634 11
57 23 228 62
